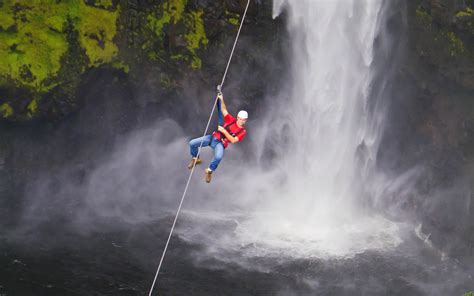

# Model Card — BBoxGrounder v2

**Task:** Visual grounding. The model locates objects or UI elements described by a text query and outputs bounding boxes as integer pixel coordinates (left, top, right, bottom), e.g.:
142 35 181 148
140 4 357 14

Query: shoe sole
205 170 212 183
188 160 202 169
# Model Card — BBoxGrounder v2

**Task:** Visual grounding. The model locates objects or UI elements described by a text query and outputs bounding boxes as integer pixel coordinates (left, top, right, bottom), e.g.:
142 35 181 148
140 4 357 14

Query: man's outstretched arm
218 93 229 117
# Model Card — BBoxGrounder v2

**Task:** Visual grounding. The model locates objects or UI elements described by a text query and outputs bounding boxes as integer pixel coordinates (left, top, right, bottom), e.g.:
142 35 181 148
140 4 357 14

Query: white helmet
237 110 248 119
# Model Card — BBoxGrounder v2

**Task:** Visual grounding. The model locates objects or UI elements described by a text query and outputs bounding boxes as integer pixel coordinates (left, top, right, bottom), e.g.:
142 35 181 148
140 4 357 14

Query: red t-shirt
212 114 247 149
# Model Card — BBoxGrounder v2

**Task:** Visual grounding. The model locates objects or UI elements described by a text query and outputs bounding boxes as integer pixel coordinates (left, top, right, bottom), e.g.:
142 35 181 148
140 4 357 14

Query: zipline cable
148 1 251 295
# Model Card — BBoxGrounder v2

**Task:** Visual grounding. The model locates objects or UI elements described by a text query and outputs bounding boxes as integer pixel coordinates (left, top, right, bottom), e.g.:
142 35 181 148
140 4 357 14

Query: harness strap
219 120 244 143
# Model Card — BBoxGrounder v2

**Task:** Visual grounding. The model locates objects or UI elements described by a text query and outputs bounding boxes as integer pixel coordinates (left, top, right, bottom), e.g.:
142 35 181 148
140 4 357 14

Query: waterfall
178 0 405 260
269 0 384 215
223 0 403 258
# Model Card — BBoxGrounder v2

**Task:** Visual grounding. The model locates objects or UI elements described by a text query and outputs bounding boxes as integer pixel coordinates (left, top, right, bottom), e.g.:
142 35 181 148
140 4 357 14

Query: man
188 88 248 183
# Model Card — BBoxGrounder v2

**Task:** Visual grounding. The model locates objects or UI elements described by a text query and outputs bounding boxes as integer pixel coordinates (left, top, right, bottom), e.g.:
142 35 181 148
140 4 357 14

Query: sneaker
188 157 202 169
205 168 212 183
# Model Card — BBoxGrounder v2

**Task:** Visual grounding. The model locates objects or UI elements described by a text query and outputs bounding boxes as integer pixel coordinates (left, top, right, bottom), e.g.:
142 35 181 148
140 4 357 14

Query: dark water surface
0 215 472 296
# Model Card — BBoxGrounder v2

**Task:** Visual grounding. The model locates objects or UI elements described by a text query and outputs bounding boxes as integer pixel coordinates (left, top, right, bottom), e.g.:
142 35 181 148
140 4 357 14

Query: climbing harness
215 119 245 145
148 1 251 295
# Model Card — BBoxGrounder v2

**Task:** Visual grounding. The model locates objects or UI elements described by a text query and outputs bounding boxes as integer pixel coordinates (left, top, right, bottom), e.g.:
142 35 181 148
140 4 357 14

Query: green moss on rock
0 5 15 30
445 31 464 56
416 5 432 28
0 2 69 91
225 10 241 26
146 0 208 69
74 2 120 67
185 10 208 69
0 1 122 121
456 7 474 18
111 60 129 73
92 0 114 9
229 18 239 26
147 0 186 40
0 1 120 92
0 102 13 118
26 97 38 117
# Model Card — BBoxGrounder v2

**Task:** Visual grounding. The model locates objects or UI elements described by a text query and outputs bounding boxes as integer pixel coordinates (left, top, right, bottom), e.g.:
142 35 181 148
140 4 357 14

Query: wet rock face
405 0 474 175
380 0 474 259
385 0 473 173
0 0 280 123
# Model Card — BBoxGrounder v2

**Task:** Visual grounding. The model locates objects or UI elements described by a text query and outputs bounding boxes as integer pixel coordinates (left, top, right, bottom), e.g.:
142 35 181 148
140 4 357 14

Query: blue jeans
189 135 224 171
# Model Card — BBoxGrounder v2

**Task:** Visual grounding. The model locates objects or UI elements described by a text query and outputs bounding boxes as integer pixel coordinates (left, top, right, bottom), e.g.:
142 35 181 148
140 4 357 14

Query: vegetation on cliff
145 0 209 69
0 0 124 121
414 2 472 60
0 0 227 122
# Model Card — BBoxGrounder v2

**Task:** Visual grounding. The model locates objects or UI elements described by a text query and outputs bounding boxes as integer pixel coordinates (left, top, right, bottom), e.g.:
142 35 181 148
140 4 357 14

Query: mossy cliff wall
0 0 121 121
0 0 267 122
392 0 474 174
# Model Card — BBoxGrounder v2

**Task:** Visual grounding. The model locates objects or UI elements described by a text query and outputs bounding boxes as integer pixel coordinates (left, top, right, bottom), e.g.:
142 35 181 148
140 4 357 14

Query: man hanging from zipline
188 85 248 183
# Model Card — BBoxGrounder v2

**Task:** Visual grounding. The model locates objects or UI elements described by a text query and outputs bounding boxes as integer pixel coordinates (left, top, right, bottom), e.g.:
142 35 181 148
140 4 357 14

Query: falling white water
276 1 386 213
285 0 388 201
179 0 405 260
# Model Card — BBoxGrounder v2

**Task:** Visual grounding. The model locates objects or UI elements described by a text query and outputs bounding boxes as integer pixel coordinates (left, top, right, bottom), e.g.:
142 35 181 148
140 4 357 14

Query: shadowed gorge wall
377 0 474 260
